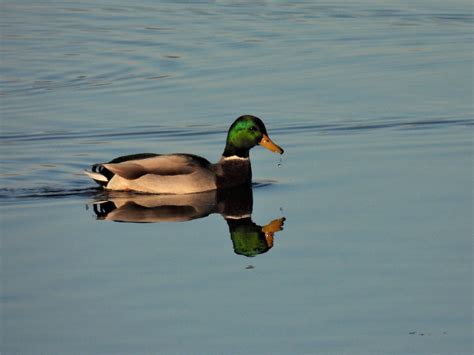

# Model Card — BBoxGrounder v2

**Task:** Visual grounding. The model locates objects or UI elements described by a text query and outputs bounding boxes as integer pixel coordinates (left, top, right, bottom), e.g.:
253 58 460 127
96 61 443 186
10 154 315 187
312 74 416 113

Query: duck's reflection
91 186 285 257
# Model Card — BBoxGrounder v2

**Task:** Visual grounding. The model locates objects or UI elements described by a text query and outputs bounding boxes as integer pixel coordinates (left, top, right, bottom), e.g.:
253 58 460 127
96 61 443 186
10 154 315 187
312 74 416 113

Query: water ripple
1 117 471 145
274 117 474 136
1 1 471 99
0 187 100 201
0 179 279 201
0 126 223 143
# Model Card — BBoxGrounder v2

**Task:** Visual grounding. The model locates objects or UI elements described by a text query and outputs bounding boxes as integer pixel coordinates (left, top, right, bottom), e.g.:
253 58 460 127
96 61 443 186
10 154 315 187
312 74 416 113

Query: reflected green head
230 225 269 257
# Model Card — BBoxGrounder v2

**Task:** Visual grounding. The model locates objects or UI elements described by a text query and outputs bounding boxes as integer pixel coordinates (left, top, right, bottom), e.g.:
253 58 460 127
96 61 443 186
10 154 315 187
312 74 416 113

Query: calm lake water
1 0 472 354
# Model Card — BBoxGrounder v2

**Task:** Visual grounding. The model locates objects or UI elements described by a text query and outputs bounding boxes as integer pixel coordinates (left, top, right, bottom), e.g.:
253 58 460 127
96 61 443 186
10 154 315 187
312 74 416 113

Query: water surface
1 1 472 354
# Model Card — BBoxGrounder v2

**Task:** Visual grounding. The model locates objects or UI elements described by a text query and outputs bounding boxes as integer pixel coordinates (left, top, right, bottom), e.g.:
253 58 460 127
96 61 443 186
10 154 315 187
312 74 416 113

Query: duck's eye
249 126 257 132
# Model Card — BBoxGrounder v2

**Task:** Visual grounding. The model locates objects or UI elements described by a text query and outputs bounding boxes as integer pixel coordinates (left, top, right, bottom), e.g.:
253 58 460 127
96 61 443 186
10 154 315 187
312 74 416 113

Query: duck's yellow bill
259 134 284 154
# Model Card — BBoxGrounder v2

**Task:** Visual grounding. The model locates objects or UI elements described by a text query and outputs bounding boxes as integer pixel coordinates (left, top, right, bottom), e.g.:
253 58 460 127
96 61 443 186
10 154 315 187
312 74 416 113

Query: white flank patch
84 170 108 182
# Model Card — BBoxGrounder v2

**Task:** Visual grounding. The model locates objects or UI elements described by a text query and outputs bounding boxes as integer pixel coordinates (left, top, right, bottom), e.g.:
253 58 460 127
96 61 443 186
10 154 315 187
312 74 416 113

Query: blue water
1 1 472 354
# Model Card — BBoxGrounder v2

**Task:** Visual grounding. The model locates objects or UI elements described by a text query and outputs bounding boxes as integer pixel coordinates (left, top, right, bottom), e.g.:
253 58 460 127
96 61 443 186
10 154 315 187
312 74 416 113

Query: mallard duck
85 115 284 194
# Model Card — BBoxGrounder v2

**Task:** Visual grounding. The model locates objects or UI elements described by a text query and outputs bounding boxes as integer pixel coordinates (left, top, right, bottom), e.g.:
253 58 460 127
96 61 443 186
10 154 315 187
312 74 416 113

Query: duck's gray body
85 153 251 194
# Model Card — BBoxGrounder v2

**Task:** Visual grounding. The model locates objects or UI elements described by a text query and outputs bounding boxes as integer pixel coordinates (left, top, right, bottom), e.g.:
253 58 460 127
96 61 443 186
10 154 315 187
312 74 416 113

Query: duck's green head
223 115 284 158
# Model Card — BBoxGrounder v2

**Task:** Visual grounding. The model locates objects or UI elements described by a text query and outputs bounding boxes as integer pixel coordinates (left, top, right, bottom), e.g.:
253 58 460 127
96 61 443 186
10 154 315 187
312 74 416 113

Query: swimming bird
85 115 284 194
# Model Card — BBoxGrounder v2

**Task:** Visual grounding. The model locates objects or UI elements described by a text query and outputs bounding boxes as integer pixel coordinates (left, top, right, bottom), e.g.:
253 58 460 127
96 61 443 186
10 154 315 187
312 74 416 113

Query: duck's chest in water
215 157 252 189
